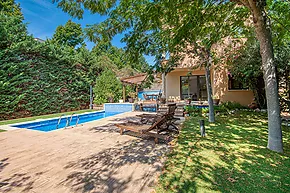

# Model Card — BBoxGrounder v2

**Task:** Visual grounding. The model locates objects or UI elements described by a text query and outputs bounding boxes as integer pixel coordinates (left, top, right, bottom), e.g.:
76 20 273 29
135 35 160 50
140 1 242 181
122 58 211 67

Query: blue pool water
12 111 121 132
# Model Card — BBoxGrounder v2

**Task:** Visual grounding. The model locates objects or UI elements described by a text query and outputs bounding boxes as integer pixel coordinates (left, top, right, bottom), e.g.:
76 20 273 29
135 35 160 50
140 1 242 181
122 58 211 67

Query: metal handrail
56 114 66 129
75 115 80 126
65 117 70 128
67 113 76 127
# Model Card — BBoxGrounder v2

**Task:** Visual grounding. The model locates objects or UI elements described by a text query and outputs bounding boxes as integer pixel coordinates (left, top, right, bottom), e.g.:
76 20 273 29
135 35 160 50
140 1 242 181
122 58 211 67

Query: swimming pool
11 111 122 132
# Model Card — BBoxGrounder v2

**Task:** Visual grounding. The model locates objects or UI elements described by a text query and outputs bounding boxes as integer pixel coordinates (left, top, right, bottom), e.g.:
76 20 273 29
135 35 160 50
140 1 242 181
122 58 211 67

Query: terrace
0 111 169 193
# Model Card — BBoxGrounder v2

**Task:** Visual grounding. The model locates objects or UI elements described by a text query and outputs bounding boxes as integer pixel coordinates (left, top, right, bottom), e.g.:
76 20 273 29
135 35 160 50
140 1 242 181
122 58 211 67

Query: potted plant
128 92 136 103
213 95 220 105
107 93 114 103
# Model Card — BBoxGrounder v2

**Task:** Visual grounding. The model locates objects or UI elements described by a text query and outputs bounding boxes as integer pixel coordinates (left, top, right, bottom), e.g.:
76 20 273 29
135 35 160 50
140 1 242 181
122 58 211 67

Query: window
228 73 248 90
180 75 207 100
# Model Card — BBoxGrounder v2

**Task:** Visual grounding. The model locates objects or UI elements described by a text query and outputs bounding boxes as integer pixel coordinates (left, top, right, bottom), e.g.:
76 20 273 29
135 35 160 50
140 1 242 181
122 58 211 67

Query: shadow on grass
157 111 290 193
61 140 169 193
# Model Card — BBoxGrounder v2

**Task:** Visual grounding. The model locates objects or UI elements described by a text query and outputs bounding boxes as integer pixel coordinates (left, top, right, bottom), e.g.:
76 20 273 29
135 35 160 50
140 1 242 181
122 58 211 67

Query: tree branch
267 14 290 33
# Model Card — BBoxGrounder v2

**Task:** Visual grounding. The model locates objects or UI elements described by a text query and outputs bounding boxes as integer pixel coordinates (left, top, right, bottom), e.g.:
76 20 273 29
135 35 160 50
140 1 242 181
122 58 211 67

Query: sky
16 0 155 65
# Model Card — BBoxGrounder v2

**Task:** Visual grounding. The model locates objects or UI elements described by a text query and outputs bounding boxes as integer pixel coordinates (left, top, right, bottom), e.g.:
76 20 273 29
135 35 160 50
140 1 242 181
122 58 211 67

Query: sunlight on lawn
156 111 290 193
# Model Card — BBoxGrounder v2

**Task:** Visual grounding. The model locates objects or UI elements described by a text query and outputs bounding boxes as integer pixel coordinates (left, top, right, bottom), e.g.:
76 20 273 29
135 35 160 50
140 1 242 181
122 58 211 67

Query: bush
184 105 201 116
201 108 209 114
93 70 122 105
215 101 248 113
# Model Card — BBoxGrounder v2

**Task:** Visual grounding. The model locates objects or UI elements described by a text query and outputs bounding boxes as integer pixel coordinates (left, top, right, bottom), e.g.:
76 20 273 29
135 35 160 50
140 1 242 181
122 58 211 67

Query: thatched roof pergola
120 73 147 102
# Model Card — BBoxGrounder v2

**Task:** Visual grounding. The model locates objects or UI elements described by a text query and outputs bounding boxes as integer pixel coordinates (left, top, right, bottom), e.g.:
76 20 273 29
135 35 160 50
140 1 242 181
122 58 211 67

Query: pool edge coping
0 110 105 130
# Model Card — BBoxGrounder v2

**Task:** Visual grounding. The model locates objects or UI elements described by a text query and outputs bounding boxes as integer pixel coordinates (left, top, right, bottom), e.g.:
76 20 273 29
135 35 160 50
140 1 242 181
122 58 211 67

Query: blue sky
16 0 155 65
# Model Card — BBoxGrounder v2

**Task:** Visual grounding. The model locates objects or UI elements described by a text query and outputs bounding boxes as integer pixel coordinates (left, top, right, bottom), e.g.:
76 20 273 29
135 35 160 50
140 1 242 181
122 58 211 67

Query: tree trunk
249 0 283 152
89 85 93 109
205 53 215 122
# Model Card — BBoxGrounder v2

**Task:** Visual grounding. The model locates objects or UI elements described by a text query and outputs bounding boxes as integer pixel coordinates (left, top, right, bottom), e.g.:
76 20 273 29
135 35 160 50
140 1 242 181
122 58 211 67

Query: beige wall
166 67 254 106
165 68 206 101
212 65 254 106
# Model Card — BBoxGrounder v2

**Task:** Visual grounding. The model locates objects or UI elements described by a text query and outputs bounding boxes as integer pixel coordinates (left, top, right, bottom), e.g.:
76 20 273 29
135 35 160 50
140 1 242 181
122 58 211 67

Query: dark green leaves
52 20 84 48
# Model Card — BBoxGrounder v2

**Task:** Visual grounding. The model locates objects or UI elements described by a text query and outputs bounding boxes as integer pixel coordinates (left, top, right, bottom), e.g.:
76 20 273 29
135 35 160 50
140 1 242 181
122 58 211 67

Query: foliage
201 107 209 114
91 42 149 76
227 40 266 108
184 106 201 116
53 0 288 152
215 101 248 114
268 0 290 46
54 0 247 68
0 2 149 120
0 15 91 119
52 20 84 48
0 0 22 17
275 44 290 111
156 112 290 192
228 38 290 110
93 70 122 104
54 0 251 124
183 104 244 116
73 45 102 85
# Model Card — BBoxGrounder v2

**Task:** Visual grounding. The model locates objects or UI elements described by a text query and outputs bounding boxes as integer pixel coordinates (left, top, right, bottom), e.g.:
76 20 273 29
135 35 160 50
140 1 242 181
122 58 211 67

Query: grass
0 109 97 126
0 129 5 132
156 111 290 193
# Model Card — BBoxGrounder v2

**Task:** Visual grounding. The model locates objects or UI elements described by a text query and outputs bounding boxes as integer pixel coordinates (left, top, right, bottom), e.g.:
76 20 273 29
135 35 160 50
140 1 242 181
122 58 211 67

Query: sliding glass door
180 75 207 100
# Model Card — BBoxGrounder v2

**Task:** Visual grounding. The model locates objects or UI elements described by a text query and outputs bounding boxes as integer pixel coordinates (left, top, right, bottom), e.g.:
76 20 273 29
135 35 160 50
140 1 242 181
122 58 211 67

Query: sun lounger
115 114 177 143
137 103 177 124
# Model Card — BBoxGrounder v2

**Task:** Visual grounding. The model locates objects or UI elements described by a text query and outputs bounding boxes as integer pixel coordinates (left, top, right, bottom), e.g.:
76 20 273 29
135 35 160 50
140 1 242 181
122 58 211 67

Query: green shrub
93 70 122 104
201 108 209 114
184 105 201 116
215 101 248 114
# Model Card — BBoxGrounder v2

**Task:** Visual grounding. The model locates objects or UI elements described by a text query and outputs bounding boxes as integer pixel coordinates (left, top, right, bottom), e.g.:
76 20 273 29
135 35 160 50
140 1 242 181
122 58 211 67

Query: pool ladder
56 114 67 129
56 114 80 129
67 113 80 127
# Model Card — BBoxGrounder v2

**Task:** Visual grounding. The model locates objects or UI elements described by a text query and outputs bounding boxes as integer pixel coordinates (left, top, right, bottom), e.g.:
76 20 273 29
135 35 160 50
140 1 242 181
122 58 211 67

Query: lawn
0 109 96 126
157 111 290 193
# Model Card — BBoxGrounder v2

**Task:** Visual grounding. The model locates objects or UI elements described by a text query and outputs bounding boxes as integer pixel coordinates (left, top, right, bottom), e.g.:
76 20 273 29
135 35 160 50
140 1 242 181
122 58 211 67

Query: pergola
120 73 147 102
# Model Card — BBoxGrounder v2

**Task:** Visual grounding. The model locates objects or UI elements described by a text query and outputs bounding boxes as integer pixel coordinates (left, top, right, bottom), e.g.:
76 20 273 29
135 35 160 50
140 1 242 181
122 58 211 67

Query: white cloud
32 0 54 9
22 7 54 23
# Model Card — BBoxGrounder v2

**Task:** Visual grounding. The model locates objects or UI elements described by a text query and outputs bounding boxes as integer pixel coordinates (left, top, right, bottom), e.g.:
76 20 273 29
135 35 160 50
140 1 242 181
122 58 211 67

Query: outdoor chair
136 105 179 134
137 103 177 123
115 113 179 143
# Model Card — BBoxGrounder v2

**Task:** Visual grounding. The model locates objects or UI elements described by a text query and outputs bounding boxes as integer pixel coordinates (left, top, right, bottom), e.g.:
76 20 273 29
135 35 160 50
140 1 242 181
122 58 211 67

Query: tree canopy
52 20 85 48
0 2 149 120
0 0 22 17
54 0 290 152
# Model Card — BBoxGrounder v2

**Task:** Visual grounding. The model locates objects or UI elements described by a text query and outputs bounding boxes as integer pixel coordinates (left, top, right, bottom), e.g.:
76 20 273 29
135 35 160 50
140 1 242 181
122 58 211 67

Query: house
163 38 255 106
34 38 45 43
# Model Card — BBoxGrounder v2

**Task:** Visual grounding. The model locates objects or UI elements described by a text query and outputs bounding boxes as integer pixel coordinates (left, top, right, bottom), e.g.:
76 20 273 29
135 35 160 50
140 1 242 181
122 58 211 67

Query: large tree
234 0 285 152
54 0 286 152
52 20 84 48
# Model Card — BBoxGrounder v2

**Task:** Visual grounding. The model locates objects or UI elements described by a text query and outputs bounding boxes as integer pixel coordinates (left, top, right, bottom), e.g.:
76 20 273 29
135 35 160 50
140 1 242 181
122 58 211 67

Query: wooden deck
0 112 169 193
